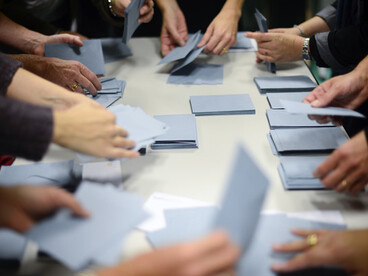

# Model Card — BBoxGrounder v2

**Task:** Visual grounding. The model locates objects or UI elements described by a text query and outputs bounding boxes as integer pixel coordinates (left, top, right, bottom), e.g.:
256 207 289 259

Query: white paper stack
87 78 126 108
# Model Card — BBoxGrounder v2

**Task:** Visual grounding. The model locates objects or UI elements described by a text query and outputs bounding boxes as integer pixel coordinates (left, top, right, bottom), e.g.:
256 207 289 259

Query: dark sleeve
309 21 368 69
0 53 22 95
315 2 337 30
0 96 53 161
365 127 368 145
89 0 124 27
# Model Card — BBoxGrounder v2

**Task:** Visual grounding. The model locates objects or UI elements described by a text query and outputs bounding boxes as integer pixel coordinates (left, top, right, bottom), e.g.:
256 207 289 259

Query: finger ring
342 179 348 188
71 83 79 91
223 48 228 54
306 234 318 247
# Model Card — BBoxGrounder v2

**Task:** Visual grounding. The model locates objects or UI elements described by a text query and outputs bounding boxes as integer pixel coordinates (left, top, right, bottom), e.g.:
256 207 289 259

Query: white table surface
14 37 368 275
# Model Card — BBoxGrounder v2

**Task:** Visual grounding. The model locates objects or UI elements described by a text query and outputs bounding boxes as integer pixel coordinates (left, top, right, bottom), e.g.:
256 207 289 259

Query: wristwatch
302 38 311 60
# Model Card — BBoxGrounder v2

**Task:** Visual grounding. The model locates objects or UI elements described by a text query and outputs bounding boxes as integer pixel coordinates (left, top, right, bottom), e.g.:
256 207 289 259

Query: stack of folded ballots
86 78 126 108
266 109 334 129
26 182 148 271
254 75 317 94
278 156 328 190
268 127 348 155
152 114 198 149
267 92 310 109
190 94 255 116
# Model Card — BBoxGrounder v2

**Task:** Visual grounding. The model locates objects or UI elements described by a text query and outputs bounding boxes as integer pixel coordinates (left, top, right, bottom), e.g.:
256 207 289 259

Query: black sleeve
0 53 22 96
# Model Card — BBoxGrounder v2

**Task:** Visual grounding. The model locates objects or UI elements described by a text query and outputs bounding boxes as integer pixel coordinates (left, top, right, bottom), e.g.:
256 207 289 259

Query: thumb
53 34 84 47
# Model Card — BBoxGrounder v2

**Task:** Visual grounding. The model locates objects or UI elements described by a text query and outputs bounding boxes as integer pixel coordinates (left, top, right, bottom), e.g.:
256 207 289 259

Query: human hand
29 34 84 56
246 32 304 63
40 57 101 96
159 0 188 56
313 131 368 193
111 0 154 23
197 8 239 56
53 102 140 159
98 231 239 276
58 30 89 40
271 229 368 275
303 70 368 110
0 185 89 233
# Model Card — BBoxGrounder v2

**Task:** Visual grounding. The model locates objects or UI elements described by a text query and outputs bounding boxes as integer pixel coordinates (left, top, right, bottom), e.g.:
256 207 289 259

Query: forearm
298 16 330 37
221 0 244 20
0 13 47 54
156 0 179 14
6 68 79 109
8 54 47 77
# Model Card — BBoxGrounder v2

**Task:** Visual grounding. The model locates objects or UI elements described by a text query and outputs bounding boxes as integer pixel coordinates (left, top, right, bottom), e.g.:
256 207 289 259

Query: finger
271 251 324 273
139 10 154 23
348 178 367 194
303 89 318 104
54 34 84 47
167 26 186 46
115 125 129 137
107 148 140 159
256 52 275 63
213 39 229 56
1 206 33 232
74 84 87 95
336 172 359 193
313 151 340 179
48 187 90 217
197 25 213 48
81 66 101 91
75 75 98 96
112 137 136 149
272 239 309 252
245 32 271 43
320 162 349 189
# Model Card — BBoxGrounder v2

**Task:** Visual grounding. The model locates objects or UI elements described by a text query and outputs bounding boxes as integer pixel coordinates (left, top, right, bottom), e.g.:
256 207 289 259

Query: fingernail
272 244 282 250
311 100 320 107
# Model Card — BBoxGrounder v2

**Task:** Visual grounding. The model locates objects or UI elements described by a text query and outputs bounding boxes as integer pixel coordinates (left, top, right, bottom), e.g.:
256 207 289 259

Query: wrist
23 32 47 55
221 1 242 20
293 36 305 60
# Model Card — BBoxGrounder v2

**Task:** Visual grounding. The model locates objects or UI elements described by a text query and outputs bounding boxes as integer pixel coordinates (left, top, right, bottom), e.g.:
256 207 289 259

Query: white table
15 37 368 275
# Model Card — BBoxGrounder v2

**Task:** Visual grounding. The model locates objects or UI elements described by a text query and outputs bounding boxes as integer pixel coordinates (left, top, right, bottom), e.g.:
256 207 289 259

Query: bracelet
107 0 120 17
293 24 305 37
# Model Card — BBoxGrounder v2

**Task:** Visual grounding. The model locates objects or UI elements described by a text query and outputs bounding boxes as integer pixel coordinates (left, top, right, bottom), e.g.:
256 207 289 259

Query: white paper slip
281 100 366 118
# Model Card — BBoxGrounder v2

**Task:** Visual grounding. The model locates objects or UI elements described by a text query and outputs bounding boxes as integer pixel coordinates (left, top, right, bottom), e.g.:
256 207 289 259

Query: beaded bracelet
293 24 305 37
107 0 120 17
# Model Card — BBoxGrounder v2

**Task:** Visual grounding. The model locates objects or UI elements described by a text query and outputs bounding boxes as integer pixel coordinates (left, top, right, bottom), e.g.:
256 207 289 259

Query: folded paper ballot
0 160 81 186
148 143 270 254
171 46 205 73
82 160 122 185
86 78 126 107
158 31 202 65
0 229 28 268
281 100 366 118
266 109 334 129
229 32 255 51
122 0 145 44
26 182 148 271
267 92 311 109
100 38 132 63
254 75 317 94
278 155 328 190
254 9 276 73
152 114 198 149
237 214 347 276
167 63 224 85
45 39 105 75
190 94 255 116
269 127 348 153
138 192 214 232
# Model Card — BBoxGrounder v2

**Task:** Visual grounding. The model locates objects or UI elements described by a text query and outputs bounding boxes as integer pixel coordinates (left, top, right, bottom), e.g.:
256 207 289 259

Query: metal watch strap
302 38 311 60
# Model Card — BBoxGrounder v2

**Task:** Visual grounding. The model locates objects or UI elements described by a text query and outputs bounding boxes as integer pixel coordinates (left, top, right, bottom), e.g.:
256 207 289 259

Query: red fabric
0 155 15 168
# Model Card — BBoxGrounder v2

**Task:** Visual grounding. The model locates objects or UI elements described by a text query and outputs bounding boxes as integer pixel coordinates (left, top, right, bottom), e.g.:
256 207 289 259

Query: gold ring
306 234 318 247
341 179 348 188
223 48 228 53
71 83 79 91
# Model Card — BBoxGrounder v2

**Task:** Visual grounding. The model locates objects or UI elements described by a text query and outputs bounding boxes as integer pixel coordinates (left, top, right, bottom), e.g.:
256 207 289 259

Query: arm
0 12 83 56
156 0 188 56
197 0 244 55
9 54 101 96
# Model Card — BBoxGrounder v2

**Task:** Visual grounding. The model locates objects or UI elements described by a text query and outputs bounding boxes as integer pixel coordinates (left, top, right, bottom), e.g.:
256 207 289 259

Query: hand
303 69 368 110
111 0 154 23
41 57 101 96
246 32 304 63
313 131 368 193
0 185 89 233
271 229 368 275
98 231 239 276
197 8 239 56
159 1 188 56
28 34 84 56
53 102 140 159
57 30 89 40
17 55 101 96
